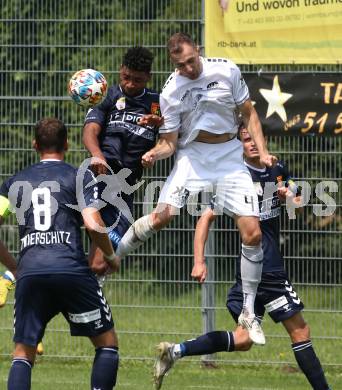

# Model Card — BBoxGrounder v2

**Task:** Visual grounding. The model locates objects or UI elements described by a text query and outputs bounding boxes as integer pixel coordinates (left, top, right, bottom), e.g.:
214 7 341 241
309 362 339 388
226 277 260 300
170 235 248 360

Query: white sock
240 243 263 316
116 215 155 257
171 344 182 360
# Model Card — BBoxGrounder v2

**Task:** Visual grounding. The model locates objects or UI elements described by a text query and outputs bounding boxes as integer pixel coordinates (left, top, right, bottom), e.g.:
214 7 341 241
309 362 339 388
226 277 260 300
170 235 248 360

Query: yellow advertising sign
205 0 342 64
224 0 342 32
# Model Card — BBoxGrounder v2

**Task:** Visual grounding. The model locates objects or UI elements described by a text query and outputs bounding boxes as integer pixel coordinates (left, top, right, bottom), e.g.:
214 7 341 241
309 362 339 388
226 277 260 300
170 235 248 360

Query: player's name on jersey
20 231 71 250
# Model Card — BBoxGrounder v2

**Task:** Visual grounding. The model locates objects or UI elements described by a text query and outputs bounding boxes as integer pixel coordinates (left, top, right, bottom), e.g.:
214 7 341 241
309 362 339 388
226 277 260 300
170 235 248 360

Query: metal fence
0 0 341 368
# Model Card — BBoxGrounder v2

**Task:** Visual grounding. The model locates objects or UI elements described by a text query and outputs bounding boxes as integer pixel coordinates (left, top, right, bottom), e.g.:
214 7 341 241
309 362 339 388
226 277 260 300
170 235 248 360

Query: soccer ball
68 69 107 108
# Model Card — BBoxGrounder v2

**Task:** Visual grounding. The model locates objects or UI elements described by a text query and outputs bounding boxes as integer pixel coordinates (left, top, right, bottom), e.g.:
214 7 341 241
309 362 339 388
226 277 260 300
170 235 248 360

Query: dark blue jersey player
83 46 163 275
152 125 331 390
0 118 120 390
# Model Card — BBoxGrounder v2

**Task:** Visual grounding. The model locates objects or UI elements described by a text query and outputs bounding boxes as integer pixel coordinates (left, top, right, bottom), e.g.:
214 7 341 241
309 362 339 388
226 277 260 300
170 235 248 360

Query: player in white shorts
116 33 277 346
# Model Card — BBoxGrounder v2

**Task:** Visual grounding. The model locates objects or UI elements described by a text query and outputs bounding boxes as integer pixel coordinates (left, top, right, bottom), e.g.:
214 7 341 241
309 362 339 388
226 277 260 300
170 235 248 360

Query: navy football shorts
14 273 114 346
227 271 304 323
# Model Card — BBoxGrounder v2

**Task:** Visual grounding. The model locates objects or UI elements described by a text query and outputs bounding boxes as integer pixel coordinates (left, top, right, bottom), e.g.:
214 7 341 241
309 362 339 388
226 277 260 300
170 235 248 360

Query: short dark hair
122 46 154 73
237 121 247 140
34 117 67 153
167 32 196 54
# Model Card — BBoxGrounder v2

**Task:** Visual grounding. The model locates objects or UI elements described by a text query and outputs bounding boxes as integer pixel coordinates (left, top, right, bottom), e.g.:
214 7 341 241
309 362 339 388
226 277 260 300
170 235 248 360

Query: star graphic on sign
259 75 292 122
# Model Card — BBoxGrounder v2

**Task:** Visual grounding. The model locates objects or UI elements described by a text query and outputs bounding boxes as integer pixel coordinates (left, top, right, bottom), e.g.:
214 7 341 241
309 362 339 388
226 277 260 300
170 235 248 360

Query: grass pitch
0 272 341 389
0 357 341 389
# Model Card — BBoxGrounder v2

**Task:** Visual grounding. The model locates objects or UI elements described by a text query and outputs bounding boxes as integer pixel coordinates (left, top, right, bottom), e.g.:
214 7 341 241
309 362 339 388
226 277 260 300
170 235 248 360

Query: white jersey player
160 57 247 147
115 33 277 346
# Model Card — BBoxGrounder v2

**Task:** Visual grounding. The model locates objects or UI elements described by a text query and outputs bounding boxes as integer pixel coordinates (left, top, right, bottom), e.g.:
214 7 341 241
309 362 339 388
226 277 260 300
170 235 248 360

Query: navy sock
8 358 32 390
91 346 119 390
292 340 330 390
181 331 234 357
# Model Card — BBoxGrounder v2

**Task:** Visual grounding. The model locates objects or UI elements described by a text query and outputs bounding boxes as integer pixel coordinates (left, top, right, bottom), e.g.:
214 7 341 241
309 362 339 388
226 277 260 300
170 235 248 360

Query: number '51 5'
300 112 342 134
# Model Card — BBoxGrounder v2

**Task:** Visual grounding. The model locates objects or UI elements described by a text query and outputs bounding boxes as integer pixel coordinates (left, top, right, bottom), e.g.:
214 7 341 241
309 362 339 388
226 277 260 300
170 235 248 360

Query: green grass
0 358 341 389
0 271 341 388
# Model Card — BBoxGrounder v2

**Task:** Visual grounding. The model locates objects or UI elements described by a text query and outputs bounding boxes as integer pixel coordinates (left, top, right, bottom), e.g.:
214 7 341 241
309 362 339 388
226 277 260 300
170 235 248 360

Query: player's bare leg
235 215 265 345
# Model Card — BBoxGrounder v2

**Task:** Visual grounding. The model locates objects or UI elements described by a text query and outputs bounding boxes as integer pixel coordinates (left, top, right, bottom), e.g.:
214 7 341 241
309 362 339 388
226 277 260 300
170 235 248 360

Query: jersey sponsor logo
108 120 155 141
115 96 126 110
260 195 281 214
68 309 101 324
264 295 288 312
259 206 281 221
151 102 161 116
110 111 144 124
20 230 71 250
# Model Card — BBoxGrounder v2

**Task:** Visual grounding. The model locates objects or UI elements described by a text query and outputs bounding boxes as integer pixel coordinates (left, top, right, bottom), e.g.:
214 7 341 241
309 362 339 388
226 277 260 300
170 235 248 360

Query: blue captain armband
0 196 12 218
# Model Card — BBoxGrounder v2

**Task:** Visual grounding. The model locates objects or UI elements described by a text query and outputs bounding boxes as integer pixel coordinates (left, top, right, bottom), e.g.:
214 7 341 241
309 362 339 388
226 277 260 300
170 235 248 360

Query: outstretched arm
141 131 178 168
239 100 277 167
82 122 108 175
192 208 217 283
82 208 120 272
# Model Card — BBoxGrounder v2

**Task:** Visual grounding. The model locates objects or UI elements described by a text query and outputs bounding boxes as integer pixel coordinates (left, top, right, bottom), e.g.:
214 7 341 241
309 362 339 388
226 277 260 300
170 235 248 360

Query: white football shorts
158 138 259 217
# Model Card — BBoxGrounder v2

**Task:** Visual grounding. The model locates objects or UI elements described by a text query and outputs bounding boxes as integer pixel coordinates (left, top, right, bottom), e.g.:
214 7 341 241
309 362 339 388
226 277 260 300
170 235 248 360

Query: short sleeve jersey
159 57 249 148
0 160 98 279
84 84 160 177
244 161 296 272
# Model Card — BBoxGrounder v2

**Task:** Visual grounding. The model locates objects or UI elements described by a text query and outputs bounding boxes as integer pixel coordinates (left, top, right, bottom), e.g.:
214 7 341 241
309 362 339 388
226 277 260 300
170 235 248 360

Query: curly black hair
122 46 154 73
